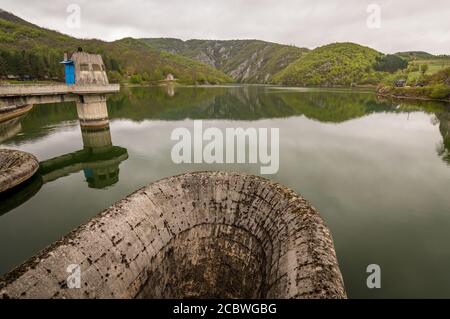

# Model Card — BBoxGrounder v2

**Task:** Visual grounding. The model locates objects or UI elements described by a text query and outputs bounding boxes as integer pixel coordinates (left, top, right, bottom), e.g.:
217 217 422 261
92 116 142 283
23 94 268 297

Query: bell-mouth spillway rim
0 171 347 299
0 149 39 193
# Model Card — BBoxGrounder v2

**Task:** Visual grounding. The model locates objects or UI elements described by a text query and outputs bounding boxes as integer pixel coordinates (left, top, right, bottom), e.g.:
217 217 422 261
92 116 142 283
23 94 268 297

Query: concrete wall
76 95 109 128
0 172 346 299
0 105 32 123
0 84 119 99
71 52 109 86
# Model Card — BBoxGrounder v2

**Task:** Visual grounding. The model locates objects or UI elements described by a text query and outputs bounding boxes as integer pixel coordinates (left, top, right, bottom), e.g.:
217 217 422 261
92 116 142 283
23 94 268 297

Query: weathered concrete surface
69 52 109 85
0 84 120 111
0 149 39 193
0 104 33 123
0 84 119 97
0 86 116 127
0 171 346 299
76 95 109 128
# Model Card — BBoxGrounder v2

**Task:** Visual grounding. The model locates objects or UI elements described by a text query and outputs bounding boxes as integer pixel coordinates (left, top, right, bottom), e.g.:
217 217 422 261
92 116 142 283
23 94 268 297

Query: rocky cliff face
140 39 309 83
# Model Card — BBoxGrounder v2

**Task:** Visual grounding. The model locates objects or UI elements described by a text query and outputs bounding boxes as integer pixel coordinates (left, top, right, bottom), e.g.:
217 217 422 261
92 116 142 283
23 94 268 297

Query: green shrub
129 74 143 84
107 71 123 83
374 54 408 73
429 84 450 99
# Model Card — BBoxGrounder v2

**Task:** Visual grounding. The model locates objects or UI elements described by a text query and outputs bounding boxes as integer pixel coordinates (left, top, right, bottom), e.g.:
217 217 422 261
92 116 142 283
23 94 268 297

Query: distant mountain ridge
0 8 36 27
1 8 448 88
140 38 309 83
396 51 436 60
0 10 231 84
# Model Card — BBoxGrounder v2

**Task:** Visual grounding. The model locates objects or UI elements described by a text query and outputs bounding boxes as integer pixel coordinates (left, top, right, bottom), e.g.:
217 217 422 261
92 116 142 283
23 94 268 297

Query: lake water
1 85 449 298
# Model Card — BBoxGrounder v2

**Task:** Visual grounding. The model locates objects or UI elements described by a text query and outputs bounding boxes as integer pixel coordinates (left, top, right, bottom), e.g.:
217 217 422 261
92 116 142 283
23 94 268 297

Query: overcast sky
1 0 449 54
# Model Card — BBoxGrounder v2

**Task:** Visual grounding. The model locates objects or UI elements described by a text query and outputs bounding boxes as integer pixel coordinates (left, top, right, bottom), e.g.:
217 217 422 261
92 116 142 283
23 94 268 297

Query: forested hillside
1 8 449 91
140 38 309 83
272 43 386 86
0 10 231 84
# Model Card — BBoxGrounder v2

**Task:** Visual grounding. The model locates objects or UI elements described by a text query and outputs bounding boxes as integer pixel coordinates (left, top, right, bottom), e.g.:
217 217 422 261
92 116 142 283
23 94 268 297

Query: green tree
129 74 143 84
141 72 150 82
0 50 8 76
151 68 163 81
420 64 429 75
108 71 122 83
430 84 450 99
374 54 408 73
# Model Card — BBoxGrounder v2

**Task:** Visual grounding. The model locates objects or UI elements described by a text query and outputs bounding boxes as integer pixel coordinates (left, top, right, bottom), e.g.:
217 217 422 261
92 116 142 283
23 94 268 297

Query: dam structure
0 172 346 299
0 51 119 127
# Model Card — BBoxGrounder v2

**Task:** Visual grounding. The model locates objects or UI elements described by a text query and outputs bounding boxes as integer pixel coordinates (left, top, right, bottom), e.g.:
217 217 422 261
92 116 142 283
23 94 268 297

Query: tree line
0 48 123 81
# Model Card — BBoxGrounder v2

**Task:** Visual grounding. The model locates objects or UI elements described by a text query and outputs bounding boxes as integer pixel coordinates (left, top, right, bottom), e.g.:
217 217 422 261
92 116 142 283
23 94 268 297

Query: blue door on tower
62 61 75 85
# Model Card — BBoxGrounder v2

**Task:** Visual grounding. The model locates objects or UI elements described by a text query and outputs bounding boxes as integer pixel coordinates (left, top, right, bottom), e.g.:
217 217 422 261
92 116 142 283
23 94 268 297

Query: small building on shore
6 75 20 81
395 79 407 87
165 73 175 82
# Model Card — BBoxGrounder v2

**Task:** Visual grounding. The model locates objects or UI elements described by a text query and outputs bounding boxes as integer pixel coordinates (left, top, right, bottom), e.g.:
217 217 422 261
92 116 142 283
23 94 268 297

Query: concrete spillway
0 172 346 299
0 149 39 193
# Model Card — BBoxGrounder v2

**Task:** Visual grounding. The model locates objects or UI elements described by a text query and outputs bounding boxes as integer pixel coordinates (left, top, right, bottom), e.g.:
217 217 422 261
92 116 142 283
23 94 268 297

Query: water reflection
107 86 399 121
0 126 128 215
165 83 176 97
107 85 450 164
39 127 128 188
108 85 449 122
3 85 450 166
437 111 450 164
0 116 23 144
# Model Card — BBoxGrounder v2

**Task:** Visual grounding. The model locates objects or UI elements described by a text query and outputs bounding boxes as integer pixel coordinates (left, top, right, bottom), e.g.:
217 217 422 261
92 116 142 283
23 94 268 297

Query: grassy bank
377 85 450 102
377 67 450 102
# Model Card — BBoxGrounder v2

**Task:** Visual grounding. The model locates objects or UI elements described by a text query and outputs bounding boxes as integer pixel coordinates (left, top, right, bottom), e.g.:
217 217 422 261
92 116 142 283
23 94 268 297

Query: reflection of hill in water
107 86 398 122
1 85 450 165
107 86 450 164
7 86 449 134
0 117 23 144
437 111 450 164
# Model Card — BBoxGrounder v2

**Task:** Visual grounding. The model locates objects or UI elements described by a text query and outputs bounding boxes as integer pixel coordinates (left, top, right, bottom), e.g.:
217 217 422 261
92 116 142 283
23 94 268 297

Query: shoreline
376 92 450 103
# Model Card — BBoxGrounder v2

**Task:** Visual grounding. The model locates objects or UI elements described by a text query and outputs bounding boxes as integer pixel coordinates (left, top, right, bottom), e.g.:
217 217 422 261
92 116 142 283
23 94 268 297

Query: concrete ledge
0 171 346 299
71 84 120 95
0 84 120 97
0 105 33 123
0 149 39 193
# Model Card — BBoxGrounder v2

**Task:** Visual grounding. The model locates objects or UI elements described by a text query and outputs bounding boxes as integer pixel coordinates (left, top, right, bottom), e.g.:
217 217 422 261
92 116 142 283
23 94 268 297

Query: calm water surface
1 85 449 298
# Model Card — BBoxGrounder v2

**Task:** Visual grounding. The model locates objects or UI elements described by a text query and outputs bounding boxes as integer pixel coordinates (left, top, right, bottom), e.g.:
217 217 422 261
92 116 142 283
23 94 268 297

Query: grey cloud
1 0 449 54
